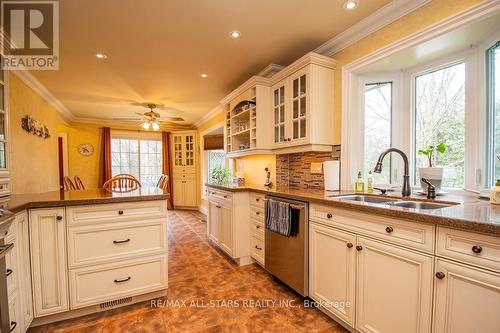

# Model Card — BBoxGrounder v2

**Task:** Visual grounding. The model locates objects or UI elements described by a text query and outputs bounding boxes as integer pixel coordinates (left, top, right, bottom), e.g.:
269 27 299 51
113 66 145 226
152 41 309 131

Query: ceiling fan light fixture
142 121 151 130
152 121 160 131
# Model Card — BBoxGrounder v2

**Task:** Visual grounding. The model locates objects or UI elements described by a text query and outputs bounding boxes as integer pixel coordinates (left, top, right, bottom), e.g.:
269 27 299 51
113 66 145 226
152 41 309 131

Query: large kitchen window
111 138 162 188
364 82 392 184
414 62 466 188
486 41 500 186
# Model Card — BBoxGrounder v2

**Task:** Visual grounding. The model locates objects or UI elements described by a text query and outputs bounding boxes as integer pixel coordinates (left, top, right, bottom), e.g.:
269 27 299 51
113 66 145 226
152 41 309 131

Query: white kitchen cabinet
355 236 433 333
0 63 11 194
29 208 69 317
433 258 500 333
269 52 336 153
309 222 356 327
15 212 33 331
207 188 251 264
171 131 197 208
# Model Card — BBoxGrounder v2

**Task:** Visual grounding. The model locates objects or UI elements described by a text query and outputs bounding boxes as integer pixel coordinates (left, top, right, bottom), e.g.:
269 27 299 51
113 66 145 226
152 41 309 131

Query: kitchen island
1 188 169 331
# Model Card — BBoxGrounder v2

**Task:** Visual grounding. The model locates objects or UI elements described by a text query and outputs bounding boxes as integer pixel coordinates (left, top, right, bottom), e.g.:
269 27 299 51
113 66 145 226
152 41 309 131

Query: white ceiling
29 0 392 126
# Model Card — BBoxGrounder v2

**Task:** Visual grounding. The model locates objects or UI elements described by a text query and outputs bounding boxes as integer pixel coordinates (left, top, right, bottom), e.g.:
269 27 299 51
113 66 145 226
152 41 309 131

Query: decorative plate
78 143 94 156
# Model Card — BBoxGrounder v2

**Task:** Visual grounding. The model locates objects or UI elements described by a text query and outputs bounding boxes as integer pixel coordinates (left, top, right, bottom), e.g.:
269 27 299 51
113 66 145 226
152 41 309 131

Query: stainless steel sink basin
389 201 457 210
331 195 400 204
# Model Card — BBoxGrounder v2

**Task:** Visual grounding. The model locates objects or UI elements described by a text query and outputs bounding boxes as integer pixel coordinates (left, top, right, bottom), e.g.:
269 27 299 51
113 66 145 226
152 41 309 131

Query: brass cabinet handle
356 245 363 251
113 238 131 244
436 272 446 279
224 195 228 198
346 243 353 248
56 215 63 221
386 226 394 233
255 245 262 250
6 268 13 277
216 205 221 209
114 277 131 283
118 210 124 215
256 211 260 215
256 198 260 202
256 225 261 229
472 245 482 254
326 213 333 219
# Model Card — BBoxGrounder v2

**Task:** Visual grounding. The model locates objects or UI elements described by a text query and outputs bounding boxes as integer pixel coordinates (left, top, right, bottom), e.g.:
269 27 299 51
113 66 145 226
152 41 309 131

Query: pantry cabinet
355 236 433 333
171 130 198 208
309 222 356 326
29 208 69 317
433 259 500 333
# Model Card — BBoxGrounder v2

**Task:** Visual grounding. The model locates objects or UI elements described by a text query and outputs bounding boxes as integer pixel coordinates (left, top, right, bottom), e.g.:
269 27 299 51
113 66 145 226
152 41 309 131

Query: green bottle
355 171 365 193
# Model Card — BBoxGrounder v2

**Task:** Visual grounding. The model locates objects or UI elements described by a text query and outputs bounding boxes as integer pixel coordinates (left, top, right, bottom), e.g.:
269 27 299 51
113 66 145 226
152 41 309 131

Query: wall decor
78 143 94 156
21 115 50 139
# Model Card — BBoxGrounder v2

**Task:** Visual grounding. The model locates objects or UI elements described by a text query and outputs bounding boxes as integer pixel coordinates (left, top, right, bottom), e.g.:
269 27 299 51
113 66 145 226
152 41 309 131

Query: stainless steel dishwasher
264 195 308 297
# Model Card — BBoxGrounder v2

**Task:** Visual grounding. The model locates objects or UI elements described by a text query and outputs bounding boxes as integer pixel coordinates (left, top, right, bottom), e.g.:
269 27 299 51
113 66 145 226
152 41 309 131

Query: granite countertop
1 188 169 214
206 183 500 236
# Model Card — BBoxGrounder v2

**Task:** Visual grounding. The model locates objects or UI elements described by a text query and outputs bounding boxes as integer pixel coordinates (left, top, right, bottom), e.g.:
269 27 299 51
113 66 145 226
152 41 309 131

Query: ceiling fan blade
159 117 185 122
112 117 142 121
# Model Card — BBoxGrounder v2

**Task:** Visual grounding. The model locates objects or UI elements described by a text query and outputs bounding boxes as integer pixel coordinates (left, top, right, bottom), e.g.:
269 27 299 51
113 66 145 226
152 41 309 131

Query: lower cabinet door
30 208 69 317
208 200 220 243
173 179 184 206
183 178 197 207
309 222 356 326
355 236 433 333
433 258 500 333
16 212 34 330
219 204 233 257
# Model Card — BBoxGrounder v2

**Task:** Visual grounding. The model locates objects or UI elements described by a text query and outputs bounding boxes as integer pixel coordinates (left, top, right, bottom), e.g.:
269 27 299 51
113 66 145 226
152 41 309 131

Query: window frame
485 40 500 187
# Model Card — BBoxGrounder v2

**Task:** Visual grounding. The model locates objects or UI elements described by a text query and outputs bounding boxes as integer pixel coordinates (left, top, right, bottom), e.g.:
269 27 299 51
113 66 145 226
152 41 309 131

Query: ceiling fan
113 103 185 131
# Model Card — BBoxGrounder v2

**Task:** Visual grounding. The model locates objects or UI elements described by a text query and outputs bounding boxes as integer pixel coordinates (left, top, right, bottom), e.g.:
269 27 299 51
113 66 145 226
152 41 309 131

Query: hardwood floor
28 210 348 333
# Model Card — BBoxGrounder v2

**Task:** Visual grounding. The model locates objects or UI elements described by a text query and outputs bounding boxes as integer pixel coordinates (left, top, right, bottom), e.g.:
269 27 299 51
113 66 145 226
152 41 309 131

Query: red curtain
98 127 112 187
162 132 174 209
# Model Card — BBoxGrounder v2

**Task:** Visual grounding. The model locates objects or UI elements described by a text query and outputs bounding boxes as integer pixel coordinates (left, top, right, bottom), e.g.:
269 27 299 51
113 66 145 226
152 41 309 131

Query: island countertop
206 183 500 236
2 188 169 214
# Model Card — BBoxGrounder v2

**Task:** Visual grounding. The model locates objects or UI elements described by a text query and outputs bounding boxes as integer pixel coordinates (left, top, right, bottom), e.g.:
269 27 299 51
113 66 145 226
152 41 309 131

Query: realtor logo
1 0 59 70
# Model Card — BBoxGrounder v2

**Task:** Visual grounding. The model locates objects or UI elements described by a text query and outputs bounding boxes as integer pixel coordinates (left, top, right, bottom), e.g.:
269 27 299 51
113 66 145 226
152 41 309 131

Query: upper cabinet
172 131 196 172
223 76 272 158
0 55 10 195
222 52 336 157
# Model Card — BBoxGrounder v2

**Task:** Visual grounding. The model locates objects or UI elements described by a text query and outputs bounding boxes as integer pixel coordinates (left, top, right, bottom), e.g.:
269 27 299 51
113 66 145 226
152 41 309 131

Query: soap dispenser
491 179 500 205
355 171 365 193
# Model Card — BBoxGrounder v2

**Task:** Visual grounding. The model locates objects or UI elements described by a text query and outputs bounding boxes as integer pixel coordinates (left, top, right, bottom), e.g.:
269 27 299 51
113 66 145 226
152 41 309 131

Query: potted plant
418 143 446 192
210 165 232 185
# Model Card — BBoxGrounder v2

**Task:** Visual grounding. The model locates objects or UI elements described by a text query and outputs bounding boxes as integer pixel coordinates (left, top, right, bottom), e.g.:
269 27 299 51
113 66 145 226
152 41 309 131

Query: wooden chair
156 174 169 190
63 176 77 191
114 173 139 181
103 175 142 192
74 176 85 190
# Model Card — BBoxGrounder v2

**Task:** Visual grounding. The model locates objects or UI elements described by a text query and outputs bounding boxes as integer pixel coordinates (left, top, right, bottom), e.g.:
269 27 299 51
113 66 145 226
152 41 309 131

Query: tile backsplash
276 145 341 189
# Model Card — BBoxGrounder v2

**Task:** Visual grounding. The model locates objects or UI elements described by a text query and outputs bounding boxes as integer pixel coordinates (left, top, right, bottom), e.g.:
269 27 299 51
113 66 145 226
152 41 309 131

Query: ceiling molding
12 70 76 121
193 104 224 128
270 52 337 84
257 64 285 78
314 0 432 57
220 75 270 105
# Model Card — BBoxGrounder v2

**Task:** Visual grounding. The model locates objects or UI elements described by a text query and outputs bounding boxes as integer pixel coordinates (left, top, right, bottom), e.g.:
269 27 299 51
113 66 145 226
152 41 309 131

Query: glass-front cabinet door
185 134 194 166
173 134 183 167
291 70 307 141
273 82 287 145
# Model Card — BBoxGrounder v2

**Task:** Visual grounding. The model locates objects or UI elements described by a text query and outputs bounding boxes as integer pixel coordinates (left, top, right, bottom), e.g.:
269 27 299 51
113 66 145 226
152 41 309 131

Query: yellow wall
57 123 102 189
235 155 276 186
9 73 63 194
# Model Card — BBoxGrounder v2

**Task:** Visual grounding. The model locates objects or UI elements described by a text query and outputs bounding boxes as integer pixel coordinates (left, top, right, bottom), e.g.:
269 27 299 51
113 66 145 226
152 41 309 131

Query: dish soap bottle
491 179 500 205
367 171 374 194
355 171 365 193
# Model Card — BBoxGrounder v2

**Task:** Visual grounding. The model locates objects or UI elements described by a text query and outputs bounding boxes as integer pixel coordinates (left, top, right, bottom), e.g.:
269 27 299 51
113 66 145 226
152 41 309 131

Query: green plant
210 165 232 184
418 143 446 167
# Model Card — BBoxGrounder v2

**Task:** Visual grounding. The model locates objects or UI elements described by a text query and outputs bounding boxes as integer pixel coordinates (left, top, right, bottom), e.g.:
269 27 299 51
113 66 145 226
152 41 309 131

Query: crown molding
12 70 76 121
270 52 337 84
219 75 270 105
193 104 224 128
314 0 432 57
257 64 285 78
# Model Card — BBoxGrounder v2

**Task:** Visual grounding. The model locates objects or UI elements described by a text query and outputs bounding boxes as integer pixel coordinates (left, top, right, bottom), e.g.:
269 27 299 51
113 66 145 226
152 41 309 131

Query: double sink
330 194 459 210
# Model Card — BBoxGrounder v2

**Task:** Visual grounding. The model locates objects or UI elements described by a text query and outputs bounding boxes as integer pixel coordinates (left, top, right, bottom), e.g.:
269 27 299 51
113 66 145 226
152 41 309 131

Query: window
364 82 392 184
207 150 226 181
487 41 500 186
414 63 465 188
111 138 162 188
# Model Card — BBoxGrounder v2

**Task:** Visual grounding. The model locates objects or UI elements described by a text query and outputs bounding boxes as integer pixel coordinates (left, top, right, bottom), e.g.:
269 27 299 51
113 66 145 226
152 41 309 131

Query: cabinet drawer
67 201 166 226
250 218 264 237
437 227 500 272
250 234 265 265
208 189 232 203
8 293 20 333
68 219 167 268
70 255 168 309
310 204 435 253
5 242 17 298
250 205 264 222
250 192 265 208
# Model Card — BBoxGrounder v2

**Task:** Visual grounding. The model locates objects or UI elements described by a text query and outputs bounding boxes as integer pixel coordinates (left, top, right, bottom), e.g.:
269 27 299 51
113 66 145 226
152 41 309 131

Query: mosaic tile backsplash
276 145 341 190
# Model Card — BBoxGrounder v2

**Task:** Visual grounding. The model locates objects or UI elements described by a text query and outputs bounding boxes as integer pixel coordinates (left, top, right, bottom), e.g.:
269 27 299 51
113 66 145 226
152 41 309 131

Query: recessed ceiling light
96 53 107 59
343 0 358 10
201 73 208 78
230 31 241 39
